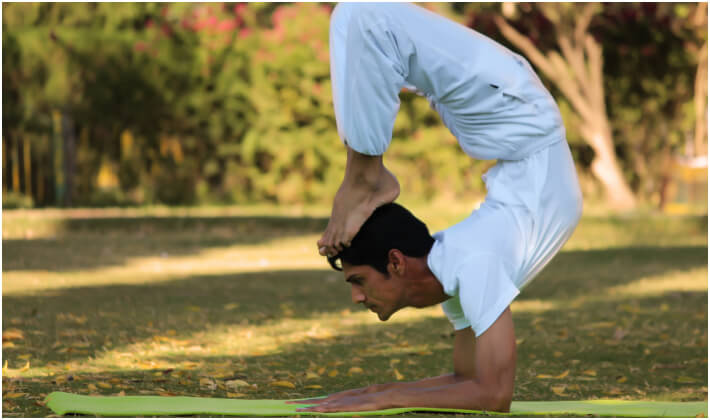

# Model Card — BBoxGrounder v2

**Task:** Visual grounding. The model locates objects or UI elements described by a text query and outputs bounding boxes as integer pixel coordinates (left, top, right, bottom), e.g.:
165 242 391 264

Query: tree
495 3 636 210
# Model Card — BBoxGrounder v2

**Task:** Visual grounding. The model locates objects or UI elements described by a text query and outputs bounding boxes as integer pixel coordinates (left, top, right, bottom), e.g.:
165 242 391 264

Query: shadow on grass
13 288 708 417
3 215 328 272
2 244 707 367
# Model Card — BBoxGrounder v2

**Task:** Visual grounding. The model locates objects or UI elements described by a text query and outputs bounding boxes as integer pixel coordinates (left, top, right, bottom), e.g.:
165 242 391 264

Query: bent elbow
492 390 513 413
483 386 513 413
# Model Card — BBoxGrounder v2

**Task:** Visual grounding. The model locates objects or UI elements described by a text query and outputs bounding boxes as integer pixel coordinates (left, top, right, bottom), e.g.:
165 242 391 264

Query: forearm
378 373 465 393
388 379 511 412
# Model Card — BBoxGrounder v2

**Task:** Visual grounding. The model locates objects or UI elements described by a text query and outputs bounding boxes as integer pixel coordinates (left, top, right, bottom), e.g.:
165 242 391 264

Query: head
327 203 435 321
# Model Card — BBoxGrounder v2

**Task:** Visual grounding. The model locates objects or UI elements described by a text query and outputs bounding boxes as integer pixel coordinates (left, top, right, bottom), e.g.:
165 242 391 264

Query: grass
2 203 708 417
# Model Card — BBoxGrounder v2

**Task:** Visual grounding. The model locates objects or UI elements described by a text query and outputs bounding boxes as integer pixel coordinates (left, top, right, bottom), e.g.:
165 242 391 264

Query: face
342 262 406 321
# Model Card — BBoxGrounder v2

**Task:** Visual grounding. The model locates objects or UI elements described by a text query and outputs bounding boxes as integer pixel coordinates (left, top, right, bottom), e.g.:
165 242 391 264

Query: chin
377 311 392 321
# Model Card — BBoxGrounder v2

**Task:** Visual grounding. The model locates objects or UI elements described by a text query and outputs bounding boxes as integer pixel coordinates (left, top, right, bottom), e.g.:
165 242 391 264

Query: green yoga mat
45 392 707 417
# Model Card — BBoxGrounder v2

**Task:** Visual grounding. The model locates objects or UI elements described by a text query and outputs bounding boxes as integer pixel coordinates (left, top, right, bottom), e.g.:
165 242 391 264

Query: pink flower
134 41 148 52
217 19 236 32
239 28 252 38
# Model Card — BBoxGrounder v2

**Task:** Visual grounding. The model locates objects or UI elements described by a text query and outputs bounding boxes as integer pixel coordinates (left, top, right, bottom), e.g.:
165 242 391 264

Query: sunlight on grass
605 267 708 297
2 236 327 295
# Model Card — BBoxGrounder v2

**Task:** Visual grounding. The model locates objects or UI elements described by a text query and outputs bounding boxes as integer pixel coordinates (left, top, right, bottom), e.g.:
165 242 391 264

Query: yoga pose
306 3 583 413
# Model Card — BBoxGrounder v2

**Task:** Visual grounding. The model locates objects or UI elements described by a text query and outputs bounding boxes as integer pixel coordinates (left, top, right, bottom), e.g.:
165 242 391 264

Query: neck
403 256 449 308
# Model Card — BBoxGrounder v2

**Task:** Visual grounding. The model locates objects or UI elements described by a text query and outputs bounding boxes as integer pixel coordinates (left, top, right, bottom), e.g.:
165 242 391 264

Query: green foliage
1 3 706 207
2 191 34 209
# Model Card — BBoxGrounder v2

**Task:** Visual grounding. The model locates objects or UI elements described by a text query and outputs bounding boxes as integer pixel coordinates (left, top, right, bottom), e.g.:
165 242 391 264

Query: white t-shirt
329 2 565 161
426 200 523 337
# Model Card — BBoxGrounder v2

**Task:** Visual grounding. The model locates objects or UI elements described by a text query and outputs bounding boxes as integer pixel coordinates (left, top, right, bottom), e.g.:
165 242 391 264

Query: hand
296 390 394 413
287 383 386 405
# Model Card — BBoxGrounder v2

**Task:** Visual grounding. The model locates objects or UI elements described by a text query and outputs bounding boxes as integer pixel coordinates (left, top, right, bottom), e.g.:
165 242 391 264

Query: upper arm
452 327 476 379
473 306 516 409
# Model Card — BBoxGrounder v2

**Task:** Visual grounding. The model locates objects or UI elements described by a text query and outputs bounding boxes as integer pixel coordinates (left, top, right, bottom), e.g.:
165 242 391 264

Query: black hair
327 203 435 274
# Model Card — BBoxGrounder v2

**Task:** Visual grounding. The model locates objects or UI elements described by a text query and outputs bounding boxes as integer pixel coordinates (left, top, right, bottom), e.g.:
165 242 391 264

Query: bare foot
318 163 399 257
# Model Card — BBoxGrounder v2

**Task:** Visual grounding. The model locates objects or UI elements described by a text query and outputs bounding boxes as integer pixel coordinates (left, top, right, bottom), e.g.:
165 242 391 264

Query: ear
387 249 406 277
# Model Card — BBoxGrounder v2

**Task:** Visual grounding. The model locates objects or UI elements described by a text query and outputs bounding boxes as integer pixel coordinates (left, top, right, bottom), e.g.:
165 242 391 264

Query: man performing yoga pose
303 3 583 413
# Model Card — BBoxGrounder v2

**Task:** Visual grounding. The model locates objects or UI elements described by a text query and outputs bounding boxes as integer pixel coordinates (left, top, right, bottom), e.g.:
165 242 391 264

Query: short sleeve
457 254 520 337
441 296 471 331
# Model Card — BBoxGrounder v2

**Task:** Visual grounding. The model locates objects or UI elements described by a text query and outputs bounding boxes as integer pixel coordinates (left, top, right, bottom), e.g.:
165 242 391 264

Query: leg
317 146 400 256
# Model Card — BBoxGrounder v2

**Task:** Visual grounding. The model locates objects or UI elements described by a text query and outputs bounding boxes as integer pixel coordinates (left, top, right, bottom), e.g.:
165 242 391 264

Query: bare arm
317 145 399 257
301 307 516 413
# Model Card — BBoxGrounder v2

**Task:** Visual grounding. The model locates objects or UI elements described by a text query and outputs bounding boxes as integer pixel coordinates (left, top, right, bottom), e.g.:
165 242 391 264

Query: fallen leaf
317 367 326 375
582 370 597 376
87 384 98 392
2 360 7 374
270 380 296 389
224 303 240 310
227 392 246 398
3 342 16 349
328 370 338 378
553 351 563 358
305 371 320 380
550 386 567 396
677 376 699 384
555 370 569 379
348 367 364 375
2 329 24 342
225 379 250 389
5 392 28 398
97 382 112 389
536 374 553 379
393 368 404 381
616 376 627 383
305 385 323 390
17 354 31 360
613 327 628 341
20 361 30 372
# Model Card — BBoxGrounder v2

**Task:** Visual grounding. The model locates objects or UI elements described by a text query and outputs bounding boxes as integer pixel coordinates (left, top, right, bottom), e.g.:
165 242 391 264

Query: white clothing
329 2 583 336
427 140 582 336
329 2 565 161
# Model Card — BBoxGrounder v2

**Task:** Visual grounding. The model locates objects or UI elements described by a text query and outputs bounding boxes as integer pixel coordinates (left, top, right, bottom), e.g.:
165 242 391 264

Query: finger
318 246 328 256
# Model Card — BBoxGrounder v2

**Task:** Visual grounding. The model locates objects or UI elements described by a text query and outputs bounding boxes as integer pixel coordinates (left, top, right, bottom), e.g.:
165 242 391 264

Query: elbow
490 388 513 413
476 383 512 413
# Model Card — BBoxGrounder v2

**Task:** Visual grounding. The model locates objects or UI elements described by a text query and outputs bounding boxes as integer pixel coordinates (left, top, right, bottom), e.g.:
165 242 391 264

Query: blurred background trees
3 2 707 212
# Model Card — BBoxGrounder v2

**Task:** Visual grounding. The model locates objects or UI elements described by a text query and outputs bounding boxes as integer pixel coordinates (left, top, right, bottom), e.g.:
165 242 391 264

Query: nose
350 284 365 304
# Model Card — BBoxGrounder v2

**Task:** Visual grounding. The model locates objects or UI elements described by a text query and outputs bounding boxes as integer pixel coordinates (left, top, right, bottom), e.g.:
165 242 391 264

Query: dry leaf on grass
227 392 246 398
555 370 569 379
2 329 25 342
348 367 364 375
305 385 322 389
225 379 250 389
5 393 28 399
328 370 338 378
582 370 597 376
97 382 112 389
677 376 699 383
270 381 296 389
550 386 567 396
305 371 319 379
393 368 404 381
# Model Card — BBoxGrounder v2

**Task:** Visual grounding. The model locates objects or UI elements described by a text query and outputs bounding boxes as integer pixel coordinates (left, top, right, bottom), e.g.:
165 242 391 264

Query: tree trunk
495 6 638 211
586 129 636 210
62 111 76 207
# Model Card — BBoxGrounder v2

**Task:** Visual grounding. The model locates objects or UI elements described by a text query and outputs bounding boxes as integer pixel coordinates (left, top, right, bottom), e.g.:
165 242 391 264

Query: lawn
2 204 708 417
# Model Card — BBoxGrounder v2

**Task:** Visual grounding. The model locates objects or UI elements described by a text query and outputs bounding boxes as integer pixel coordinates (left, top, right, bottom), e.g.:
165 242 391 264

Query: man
306 2 583 413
